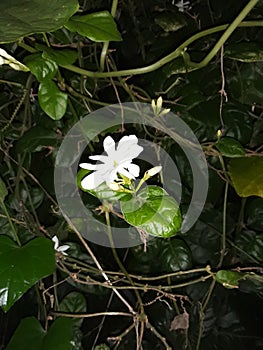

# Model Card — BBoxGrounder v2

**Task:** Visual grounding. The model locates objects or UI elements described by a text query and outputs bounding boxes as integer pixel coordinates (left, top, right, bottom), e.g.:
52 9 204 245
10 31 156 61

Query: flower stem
100 0 119 71
61 19 262 78
0 200 21 246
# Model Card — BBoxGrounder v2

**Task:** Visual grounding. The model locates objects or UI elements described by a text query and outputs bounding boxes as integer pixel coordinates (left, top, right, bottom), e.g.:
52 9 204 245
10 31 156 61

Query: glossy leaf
95 345 110 350
121 186 181 238
59 292 87 328
127 237 191 274
154 12 186 32
229 157 263 197
225 43 263 62
24 54 58 82
16 125 59 153
215 137 245 157
65 11 122 42
0 0 79 43
0 177 8 201
245 198 263 231
38 80 68 120
0 236 55 312
215 270 243 289
235 231 263 263
6 317 73 350
41 47 78 66
228 62 263 105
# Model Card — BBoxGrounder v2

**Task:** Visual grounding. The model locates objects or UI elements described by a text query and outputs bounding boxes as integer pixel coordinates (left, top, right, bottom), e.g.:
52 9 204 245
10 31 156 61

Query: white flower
147 166 162 177
151 96 170 117
0 48 29 71
80 135 143 190
52 235 70 255
173 0 191 12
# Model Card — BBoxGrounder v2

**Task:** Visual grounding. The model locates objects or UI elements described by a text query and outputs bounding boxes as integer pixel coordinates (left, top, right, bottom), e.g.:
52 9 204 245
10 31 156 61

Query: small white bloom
173 0 191 12
147 166 162 177
0 48 29 72
80 135 143 190
152 96 170 117
52 235 70 255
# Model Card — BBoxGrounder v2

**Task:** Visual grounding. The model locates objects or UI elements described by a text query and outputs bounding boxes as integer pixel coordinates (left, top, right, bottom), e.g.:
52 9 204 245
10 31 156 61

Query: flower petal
58 245 70 252
103 136 116 156
126 163 140 178
89 155 108 163
52 236 59 249
118 166 135 179
81 171 105 190
79 163 97 170
116 135 143 161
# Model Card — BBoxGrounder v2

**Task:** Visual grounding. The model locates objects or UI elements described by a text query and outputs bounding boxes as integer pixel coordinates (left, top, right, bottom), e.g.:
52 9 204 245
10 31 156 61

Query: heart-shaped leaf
216 270 244 289
121 186 182 238
65 11 122 42
24 54 58 82
0 0 79 43
0 236 55 312
215 137 245 158
229 157 263 197
225 43 263 62
6 317 73 350
38 80 68 120
59 291 87 328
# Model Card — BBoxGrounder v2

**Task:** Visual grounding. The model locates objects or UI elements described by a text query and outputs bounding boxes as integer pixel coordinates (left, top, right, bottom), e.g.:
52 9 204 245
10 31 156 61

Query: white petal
126 163 140 178
79 163 97 170
0 48 13 60
116 136 143 161
52 236 59 249
147 166 162 177
103 136 116 155
58 245 70 252
89 155 108 162
0 57 6 65
81 171 105 190
118 166 135 179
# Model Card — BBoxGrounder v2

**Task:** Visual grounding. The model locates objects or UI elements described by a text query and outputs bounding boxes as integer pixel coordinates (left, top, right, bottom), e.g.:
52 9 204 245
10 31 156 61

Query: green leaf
154 12 186 32
127 238 191 274
235 231 263 263
121 186 182 238
0 0 79 43
16 125 59 153
59 292 87 328
0 236 55 312
41 46 78 66
228 62 263 105
160 239 192 271
215 270 243 289
215 137 245 158
6 317 73 350
245 198 263 231
228 157 263 197
225 43 263 62
95 345 110 350
0 177 8 201
24 54 58 82
38 80 68 120
65 11 122 42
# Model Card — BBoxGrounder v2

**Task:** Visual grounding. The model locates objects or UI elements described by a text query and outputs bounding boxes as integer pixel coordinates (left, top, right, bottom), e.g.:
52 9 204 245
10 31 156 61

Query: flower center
113 160 118 167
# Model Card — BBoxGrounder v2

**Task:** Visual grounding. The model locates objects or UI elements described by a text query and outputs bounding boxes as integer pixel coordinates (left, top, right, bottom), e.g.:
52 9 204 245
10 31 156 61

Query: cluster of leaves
0 0 263 349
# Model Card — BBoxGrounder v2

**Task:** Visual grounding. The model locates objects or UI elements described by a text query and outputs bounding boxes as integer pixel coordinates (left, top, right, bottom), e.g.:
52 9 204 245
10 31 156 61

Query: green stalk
0 200 21 246
100 0 119 71
61 19 262 78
